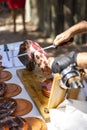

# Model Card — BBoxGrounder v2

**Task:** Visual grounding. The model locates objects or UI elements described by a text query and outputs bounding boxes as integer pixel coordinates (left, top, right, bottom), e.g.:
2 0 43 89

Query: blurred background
0 0 87 46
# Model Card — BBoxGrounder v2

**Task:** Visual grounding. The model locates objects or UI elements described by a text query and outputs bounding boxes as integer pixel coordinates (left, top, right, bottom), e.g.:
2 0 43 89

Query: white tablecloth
1 42 87 130
0 42 57 130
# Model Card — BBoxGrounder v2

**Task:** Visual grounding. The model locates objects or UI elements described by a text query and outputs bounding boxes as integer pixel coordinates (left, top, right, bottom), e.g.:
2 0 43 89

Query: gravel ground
0 10 53 44
0 9 86 57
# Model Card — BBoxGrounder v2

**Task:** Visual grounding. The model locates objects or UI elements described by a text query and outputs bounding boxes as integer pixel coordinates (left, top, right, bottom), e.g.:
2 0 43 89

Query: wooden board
16 67 80 122
16 67 52 122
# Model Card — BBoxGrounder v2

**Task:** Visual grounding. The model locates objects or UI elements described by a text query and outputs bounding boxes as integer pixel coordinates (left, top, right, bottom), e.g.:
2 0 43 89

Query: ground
0 9 53 43
0 9 87 57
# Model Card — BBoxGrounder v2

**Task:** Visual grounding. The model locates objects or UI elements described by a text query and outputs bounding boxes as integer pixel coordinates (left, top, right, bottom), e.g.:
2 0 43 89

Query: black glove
52 51 77 73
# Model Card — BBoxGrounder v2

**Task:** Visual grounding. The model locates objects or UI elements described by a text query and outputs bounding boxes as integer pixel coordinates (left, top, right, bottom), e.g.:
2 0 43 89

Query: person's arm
53 20 87 46
67 20 87 36
77 52 87 69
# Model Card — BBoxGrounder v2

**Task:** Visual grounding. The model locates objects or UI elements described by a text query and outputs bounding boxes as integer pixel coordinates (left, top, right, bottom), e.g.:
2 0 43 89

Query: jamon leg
18 40 52 74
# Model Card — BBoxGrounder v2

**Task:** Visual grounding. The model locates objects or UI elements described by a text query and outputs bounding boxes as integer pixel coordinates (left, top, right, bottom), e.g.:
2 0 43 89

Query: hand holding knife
10 38 73 58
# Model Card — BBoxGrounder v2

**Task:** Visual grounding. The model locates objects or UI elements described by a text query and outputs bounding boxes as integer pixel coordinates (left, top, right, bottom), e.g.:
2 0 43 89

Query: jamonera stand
16 64 87 122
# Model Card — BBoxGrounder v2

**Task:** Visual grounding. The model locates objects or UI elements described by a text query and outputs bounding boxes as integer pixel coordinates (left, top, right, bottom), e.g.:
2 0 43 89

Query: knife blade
42 45 56 50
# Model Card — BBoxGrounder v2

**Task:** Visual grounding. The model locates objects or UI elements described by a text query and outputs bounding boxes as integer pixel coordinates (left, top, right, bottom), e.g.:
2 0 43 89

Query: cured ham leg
18 40 53 74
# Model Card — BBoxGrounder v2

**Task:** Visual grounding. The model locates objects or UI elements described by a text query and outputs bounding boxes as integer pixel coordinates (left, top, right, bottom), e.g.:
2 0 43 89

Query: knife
10 44 56 58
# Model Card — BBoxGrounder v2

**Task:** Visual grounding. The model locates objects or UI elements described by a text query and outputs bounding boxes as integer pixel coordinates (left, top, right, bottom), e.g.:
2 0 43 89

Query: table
1 42 87 130
0 41 58 130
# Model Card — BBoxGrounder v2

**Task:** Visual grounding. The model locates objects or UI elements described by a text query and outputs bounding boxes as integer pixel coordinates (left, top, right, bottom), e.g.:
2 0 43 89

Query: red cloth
8 0 26 8
0 0 9 1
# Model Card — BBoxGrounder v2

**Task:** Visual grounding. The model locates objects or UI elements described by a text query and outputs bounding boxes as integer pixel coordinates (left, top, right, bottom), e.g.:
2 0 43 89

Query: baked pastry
0 98 17 119
0 116 29 130
25 117 47 130
0 124 9 130
41 78 53 97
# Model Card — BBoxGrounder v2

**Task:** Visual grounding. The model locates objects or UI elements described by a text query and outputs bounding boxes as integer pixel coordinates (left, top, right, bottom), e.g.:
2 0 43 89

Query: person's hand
51 51 77 73
53 30 72 47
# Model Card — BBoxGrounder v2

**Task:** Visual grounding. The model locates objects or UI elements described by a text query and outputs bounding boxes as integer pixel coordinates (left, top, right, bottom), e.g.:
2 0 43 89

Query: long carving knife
10 37 73 58
10 44 56 58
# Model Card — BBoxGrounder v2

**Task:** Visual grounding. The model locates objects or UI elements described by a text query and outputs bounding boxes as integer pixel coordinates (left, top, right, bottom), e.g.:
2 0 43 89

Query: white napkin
50 99 87 130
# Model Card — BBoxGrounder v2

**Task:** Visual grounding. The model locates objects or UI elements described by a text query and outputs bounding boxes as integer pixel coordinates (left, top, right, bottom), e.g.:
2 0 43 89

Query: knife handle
58 37 74 46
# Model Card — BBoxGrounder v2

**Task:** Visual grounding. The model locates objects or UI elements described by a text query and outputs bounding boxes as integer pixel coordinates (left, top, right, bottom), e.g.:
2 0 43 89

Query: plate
13 98 33 116
4 83 22 98
0 71 12 82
